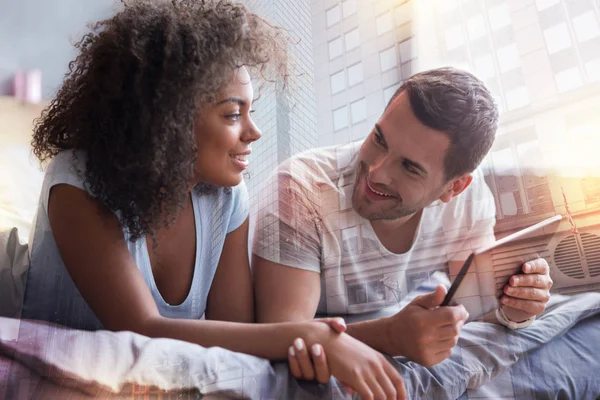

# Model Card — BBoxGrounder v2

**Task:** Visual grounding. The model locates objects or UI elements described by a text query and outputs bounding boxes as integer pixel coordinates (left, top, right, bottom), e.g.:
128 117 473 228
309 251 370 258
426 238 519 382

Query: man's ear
439 173 473 203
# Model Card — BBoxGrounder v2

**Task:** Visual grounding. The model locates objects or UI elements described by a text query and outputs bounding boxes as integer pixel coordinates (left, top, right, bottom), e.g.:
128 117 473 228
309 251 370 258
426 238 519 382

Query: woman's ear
439 173 473 203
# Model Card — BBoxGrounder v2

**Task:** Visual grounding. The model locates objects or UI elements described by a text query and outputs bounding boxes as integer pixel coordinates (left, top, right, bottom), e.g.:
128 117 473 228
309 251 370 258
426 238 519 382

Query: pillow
0 143 44 242
0 96 47 242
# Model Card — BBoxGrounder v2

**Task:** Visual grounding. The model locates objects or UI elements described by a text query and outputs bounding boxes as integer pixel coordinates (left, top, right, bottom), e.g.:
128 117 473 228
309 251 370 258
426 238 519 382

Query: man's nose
368 156 393 187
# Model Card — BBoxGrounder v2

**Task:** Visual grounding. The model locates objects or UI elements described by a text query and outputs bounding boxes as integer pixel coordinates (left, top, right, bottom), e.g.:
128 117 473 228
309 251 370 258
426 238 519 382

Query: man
252 67 553 368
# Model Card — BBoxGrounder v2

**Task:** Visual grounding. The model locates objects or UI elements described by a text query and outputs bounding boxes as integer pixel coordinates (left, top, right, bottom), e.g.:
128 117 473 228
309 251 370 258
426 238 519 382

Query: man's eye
374 132 384 145
403 161 418 174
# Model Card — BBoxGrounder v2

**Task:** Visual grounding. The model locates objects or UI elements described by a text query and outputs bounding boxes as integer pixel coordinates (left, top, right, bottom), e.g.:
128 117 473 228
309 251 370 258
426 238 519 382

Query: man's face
352 91 455 221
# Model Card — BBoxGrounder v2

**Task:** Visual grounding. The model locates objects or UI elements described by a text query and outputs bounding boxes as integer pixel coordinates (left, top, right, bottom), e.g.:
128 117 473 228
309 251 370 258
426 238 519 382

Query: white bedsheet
1 287 600 399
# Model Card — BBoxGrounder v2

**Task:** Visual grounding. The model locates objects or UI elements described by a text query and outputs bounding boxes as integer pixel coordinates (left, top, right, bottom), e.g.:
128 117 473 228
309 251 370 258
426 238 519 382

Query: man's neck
370 210 423 255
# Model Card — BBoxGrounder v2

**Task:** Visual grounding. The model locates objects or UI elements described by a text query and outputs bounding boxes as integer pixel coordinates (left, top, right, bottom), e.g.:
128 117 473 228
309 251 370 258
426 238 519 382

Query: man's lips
366 177 395 198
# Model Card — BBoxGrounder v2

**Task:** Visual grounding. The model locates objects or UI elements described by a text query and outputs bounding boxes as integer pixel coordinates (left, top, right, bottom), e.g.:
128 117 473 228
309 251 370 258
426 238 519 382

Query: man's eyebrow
216 97 247 106
375 123 429 176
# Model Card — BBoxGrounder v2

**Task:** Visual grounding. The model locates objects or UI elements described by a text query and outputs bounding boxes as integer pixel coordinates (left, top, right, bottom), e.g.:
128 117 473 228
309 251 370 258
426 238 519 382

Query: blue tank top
21 150 249 330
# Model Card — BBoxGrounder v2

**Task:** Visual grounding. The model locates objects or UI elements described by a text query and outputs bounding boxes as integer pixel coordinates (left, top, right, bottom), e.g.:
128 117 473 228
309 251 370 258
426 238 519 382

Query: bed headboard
0 96 48 147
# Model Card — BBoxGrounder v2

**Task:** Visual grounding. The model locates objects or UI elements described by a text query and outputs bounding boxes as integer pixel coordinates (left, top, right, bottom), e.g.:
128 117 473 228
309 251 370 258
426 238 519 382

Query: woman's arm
205 218 254 323
46 184 323 358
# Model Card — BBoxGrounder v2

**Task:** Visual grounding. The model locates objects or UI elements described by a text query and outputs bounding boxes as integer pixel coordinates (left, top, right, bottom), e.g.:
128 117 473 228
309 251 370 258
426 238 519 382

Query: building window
350 98 367 124
345 28 360 52
474 54 496 79
336 146 354 170
536 0 560 11
582 179 600 205
348 279 386 305
361 226 380 253
436 0 458 12
505 86 530 110
395 3 412 26
497 43 520 73
348 62 363 86
339 184 354 210
331 70 345 95
573 11 600 43
555 67 583 92
329 37 343 60
488 3 511 31
467 14 487 41
543 23 572 54
383 83 400 105
333 105 349 131
342 0 357 19
406 271 432 293
348 283 367 304
340 224 380 256
341 226 359 253
489 131 554 218
399 37 417 62
585 58 600 82
326 5 341 27
445 24 465 51
376 12 393 35
380 46 398 71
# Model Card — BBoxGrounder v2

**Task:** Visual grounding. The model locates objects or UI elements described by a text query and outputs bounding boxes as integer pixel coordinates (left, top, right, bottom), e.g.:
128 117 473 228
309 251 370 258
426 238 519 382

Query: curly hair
32 0 288 241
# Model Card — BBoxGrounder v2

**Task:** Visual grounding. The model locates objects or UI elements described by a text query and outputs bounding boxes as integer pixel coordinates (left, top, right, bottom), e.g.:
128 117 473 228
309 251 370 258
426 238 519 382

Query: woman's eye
226 113 241 122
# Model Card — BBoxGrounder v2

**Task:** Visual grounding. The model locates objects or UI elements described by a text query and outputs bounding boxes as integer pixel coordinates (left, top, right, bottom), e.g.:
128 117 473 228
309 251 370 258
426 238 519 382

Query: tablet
441 214 563 319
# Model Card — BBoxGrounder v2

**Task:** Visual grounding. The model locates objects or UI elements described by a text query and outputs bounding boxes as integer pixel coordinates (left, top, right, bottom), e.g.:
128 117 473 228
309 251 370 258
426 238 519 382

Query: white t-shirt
253 141 497 316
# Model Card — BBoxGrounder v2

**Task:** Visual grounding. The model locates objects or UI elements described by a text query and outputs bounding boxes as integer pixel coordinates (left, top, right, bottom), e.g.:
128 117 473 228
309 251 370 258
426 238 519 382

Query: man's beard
351 161 431 221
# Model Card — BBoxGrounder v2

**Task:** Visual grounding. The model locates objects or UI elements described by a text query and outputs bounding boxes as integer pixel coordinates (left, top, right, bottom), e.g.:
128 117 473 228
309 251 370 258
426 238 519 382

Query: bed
1 95 600 399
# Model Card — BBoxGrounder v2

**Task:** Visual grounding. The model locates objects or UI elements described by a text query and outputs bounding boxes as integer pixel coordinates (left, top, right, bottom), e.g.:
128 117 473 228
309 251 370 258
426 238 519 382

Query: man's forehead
377 100 450 173
382 90 408 118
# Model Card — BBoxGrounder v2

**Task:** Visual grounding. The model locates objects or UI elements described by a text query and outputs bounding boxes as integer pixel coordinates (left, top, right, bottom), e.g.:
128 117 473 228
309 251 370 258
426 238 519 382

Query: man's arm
253 254 391 353
253 254 467 365
253 161 324 323
253 254 321 322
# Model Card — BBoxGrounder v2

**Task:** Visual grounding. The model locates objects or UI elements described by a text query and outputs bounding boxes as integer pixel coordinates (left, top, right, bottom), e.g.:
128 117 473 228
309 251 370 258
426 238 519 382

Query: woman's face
193 66 261 187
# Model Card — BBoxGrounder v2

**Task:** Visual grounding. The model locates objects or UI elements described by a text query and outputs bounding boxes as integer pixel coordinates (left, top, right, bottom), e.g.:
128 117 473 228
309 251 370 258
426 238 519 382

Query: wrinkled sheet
0 227 29 319
1 289 600 400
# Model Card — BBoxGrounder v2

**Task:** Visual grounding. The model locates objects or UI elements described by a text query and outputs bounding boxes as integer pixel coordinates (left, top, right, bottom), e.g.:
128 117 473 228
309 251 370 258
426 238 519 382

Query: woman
22 1 405 398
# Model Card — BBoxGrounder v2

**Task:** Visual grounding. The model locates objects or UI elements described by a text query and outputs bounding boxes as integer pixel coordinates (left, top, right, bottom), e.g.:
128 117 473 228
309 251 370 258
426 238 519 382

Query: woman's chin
212 173 244 188
225 174 244 187
193 169 245 189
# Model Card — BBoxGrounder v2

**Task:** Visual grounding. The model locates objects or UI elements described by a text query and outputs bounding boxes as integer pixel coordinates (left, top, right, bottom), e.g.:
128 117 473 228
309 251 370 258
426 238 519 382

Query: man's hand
381 284 468 366
501 258 552 323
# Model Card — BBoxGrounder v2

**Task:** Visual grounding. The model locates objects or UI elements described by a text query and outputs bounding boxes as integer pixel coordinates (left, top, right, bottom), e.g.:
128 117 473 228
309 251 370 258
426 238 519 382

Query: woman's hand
289 321 406 399
287 318 346 384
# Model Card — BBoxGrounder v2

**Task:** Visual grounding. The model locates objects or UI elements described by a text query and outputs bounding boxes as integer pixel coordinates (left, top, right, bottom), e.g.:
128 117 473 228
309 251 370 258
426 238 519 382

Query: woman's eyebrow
216 97 247 106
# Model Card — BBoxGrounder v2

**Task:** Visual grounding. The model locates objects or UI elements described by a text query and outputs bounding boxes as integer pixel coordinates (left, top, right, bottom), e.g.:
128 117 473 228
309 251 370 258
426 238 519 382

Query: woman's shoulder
38 150 90 213
192 180 249 228
44 149 88 183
